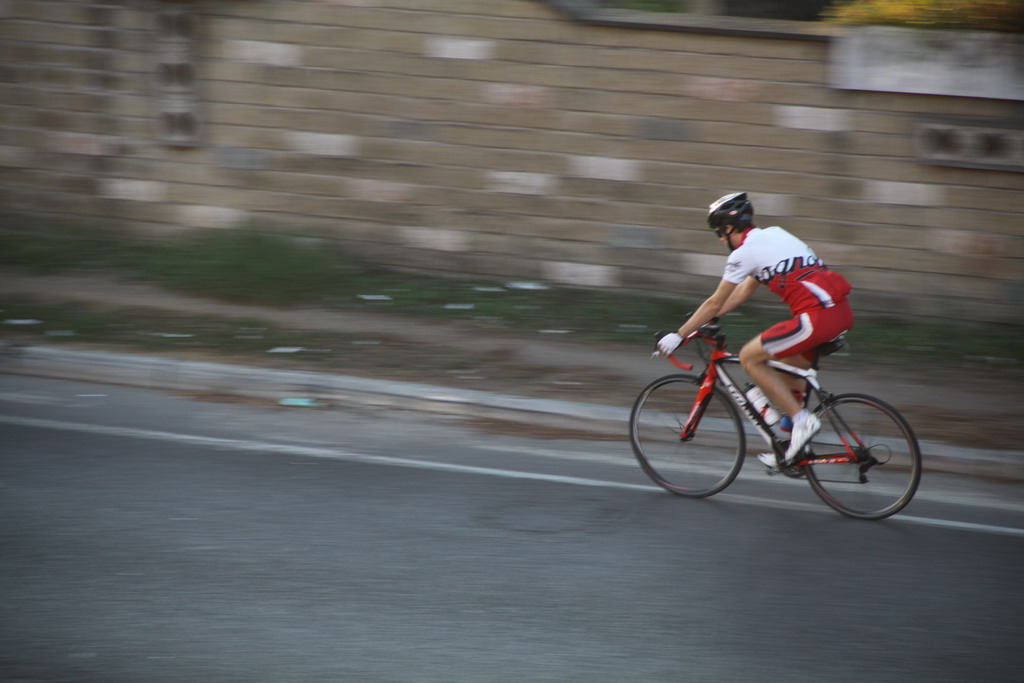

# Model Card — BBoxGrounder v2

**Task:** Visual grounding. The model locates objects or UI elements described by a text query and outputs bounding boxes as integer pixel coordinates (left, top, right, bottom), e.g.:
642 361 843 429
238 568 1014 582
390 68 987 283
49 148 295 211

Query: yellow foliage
821 0 1024 32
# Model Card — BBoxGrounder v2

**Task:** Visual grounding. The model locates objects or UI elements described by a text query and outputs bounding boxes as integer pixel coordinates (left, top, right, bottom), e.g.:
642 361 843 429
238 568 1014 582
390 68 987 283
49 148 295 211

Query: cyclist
657 192 854 466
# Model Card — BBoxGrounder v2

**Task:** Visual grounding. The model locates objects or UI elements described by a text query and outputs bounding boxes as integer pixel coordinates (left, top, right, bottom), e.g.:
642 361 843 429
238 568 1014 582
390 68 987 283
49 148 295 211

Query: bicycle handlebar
649 318 725 371
665 353 694 371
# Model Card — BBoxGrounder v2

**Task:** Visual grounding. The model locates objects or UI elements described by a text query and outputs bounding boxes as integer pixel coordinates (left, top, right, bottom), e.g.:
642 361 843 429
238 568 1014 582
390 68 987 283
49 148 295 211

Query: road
1 375 1022 682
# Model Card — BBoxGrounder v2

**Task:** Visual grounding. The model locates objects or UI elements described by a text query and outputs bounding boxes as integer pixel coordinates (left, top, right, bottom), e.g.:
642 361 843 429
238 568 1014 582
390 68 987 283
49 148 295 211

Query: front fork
680 375 716 441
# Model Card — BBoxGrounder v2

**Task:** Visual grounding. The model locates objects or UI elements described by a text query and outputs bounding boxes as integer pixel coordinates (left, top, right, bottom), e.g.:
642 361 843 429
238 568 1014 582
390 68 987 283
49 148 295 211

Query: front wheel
803 394 922 520
629 374 746 497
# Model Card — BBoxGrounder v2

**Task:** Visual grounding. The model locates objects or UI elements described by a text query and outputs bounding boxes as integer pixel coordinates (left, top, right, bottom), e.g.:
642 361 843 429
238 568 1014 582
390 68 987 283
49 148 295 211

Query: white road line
890 515 1024 537
4 414 1023 538
0 415 654 492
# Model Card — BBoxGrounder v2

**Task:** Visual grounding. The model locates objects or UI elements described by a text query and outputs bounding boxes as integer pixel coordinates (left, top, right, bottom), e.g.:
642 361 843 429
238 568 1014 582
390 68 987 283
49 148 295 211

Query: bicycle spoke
804 394 921 519
629 375 745 497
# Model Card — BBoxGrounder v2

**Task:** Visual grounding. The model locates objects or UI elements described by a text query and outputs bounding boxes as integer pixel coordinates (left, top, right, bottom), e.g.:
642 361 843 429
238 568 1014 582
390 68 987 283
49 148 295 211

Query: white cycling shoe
783 412 821 464
758 414 821 470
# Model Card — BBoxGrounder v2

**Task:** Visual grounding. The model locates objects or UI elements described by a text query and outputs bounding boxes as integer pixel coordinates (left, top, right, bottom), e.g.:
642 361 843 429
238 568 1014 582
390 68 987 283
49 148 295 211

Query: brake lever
650 330 689 360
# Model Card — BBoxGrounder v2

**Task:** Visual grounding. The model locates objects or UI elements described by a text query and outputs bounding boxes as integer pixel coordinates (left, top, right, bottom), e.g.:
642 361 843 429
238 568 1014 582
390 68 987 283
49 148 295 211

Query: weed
1 228 1020 370
140 231 356 307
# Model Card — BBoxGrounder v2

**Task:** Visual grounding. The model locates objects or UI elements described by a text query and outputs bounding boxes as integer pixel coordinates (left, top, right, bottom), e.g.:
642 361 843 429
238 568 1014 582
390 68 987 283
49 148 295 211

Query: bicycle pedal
781 466 806 479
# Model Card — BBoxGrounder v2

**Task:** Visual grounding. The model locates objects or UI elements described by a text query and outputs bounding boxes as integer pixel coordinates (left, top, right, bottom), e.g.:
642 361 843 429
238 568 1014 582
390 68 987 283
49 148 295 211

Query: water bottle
745 385 780 426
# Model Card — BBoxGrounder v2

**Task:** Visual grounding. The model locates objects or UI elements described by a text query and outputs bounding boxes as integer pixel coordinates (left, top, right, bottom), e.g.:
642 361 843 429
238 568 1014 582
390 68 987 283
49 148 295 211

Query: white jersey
723 226 851 315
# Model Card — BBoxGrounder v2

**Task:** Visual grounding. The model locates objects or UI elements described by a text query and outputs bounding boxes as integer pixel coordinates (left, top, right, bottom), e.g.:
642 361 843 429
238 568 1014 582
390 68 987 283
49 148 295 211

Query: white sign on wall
831 26 1024 101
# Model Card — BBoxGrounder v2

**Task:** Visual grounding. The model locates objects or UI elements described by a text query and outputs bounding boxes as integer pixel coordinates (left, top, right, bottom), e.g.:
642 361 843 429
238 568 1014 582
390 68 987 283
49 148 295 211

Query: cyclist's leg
739 337 806 418
750 303 854 412
776 351 813 405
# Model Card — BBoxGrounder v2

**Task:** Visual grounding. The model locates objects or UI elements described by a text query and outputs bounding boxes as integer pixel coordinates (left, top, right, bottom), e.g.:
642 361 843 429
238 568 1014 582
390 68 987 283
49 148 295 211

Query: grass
0 228 1021 371
618 1 687 11
0 300 307 356
140 231 357 307
0 298 486 380
0 229 145 272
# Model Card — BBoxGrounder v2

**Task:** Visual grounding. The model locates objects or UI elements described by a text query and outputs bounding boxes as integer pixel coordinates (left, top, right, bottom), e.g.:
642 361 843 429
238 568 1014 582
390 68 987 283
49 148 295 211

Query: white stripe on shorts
763 312 814 357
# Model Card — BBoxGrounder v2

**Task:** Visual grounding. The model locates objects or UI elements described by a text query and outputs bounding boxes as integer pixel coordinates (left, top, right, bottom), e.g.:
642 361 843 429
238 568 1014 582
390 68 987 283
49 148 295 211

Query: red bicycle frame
664 332 864 468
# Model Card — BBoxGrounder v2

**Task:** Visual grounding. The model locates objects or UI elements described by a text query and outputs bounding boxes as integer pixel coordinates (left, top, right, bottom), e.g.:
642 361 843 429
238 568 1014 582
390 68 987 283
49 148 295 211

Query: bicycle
628 322 922 520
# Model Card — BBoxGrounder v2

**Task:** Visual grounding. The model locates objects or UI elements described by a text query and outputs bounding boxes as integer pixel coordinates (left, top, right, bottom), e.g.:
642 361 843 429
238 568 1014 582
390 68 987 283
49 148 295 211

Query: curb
2 344 1022 482
0 344 629 435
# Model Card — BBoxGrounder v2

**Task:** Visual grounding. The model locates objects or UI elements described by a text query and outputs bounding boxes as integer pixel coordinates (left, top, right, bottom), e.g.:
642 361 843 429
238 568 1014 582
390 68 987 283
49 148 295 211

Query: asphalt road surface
2 375 1022 683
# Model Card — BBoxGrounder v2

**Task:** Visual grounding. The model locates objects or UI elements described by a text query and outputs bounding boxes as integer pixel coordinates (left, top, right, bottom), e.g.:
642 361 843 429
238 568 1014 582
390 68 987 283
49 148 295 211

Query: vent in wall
153 4 202 147
913 119 1023 172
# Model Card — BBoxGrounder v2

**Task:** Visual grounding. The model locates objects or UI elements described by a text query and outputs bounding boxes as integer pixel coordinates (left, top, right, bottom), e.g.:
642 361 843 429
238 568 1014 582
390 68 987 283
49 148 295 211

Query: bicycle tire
803 393 922 520
629 374 746 497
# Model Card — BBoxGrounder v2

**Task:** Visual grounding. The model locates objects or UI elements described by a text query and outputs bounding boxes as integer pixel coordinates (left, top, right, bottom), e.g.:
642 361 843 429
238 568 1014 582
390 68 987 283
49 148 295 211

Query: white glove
657 332 684 356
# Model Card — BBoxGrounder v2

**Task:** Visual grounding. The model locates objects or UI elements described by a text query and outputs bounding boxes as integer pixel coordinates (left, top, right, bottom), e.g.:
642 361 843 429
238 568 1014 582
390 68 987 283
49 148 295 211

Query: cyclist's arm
676 278 738 339
717 276 759 317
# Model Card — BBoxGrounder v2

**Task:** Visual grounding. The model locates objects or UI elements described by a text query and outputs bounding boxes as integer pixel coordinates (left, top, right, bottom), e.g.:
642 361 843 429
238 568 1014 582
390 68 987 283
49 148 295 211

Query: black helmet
707 192 754 237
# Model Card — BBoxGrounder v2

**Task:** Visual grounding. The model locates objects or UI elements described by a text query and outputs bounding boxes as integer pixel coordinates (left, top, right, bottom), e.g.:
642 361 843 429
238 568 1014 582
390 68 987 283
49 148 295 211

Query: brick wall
1 0 1022 324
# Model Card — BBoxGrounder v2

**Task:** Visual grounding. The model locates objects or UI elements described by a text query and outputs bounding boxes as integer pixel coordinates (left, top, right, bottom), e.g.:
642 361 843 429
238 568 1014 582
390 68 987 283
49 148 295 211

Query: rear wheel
803 394 921 520
629 374 745 497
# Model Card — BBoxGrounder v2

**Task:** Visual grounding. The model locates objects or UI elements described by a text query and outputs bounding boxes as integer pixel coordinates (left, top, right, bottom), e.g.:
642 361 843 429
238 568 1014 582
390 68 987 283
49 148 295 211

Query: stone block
103 198 180 224
749 193 793 219
424 37 495 61
233 170 340 197
826 242 1016 280
375 119 437 141
399 226 470 252
634 117 695 142
568 156 641 182
555 177 673 206
864 180 945 207
758 82 838 109
430 13 566 42
286 132 360 157
178 205 247 229
97 179 166 202
930 229 1024 260
520 236 608 263
428 0 557 20
215 146 270 171
203 61 260 84
775 105 852 132
556 111 631 138
847 131 914 158
344 178 415 203
47 132 118 156
440 102 563 131
607 224 670 250
488 171 556 196
685 76 765 103
542 261 619 288
948 185 1024 213
481 83 553 108
662 226 711 251
860 267 1002 301
467 232 515 254
226 40 303 67
602 247 681 272
313 1 385 7
679 252 727 279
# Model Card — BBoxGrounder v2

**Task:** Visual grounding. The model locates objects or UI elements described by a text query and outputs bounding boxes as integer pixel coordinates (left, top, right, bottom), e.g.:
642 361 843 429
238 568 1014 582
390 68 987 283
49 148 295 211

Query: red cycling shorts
760 299 853 361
